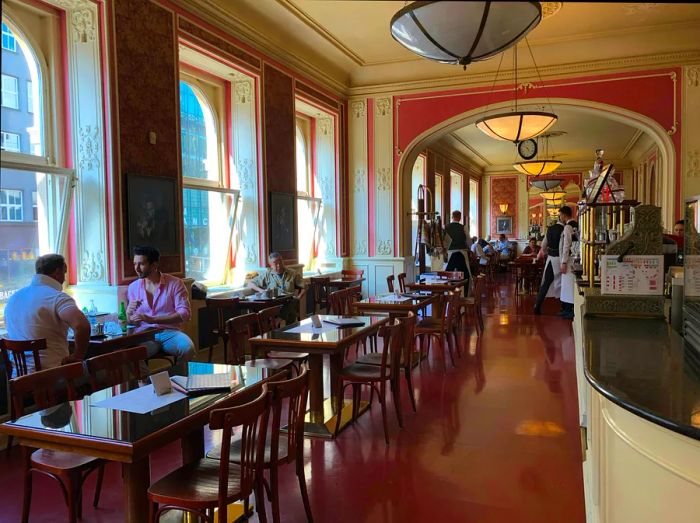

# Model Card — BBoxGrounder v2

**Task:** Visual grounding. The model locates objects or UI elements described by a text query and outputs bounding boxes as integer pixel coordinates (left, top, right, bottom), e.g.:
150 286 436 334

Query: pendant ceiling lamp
514 133 562 176
540 190 566 206
530 178 564 191
476 38 557 142
390 1 542 68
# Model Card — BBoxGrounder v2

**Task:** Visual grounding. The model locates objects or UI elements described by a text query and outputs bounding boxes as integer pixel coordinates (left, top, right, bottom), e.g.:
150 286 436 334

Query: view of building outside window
469 178 479 238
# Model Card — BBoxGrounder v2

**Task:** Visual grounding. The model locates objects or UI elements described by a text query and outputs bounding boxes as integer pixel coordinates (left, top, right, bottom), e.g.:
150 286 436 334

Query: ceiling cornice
174 0 350 96
621 129 644 160
348 50 700 96
428 142 483 177
449 132 493 167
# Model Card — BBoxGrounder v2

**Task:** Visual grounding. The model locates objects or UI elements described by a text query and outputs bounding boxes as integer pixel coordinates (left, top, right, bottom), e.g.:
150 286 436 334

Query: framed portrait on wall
496 216 513 235
269 191 296 253
126 174 179 255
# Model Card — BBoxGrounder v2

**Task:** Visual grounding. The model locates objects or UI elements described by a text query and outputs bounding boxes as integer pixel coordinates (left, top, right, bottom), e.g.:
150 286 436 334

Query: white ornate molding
245 242 257 264
80 250 105 282
351 100 366 118
376 167 392 192
541 2 563 19
687 150 700 178
78 125 101 172
318 117 332 136
375 97 391 117
236 158 255 190
72 8 96 43
233 77 252 104
354 169 367 193
687 66 700 87
354 239 367 256
376 240 393 256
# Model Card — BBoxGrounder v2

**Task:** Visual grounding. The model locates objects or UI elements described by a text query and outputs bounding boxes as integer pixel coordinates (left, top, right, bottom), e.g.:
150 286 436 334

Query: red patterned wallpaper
112 0 182 278
490 176 518 238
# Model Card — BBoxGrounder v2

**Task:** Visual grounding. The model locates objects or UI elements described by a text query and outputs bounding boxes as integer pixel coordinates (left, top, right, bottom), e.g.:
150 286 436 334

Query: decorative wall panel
490 176 518 238
373 96 394 256
349 99 369 258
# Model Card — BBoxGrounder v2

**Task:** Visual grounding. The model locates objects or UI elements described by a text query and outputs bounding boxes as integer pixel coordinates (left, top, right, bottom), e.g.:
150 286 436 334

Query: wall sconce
499 203 509 214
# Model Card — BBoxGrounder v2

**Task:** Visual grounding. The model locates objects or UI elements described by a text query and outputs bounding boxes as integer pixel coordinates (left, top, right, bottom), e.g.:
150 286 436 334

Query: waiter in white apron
559 206 577 319
443 210 473 296
534 215 565 315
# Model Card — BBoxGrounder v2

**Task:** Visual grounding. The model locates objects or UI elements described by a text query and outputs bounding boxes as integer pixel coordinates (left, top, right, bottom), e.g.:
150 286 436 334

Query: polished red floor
0 276 585 522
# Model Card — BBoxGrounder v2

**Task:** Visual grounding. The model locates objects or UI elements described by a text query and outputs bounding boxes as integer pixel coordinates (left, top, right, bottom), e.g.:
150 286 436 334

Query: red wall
490 176 518 238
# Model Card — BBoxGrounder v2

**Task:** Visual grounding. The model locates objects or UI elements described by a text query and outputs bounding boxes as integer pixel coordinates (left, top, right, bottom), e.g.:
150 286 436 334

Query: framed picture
496 216 513 235
269 191 296 253
126 174 179 255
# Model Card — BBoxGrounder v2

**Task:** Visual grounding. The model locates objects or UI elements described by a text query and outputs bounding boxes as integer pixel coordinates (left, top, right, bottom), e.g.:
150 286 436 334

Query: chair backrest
341 268 364 278
397 312 416 369
0 338 45 378
310 276 331 312
328 289 347 315
205 297 240 333
209 386 271 520
386 274 395 293
9 362 84 418
473 275 486 305
378 321 403 379
397 273 407 293
258 305 283 334
86 345 147 391
445 289 462 325
226 313 260 365
268 368 309 465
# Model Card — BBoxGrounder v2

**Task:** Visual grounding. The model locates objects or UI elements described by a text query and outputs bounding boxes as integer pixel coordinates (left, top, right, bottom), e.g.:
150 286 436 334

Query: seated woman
522 238 541 256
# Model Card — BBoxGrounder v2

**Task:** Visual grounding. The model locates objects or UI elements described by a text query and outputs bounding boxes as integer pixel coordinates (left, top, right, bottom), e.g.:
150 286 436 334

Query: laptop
171 374 234 394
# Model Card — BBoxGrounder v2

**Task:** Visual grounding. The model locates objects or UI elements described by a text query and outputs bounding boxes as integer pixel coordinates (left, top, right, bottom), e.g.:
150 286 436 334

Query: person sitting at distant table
248 252 306 324
495 234 512 260
5 254 90 370
522 238 541 257
471 238 491 266
126 246 195 373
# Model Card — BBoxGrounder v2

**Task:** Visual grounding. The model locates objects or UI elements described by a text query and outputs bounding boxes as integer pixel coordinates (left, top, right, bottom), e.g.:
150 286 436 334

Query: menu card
600 255 663 295
685 255 700 297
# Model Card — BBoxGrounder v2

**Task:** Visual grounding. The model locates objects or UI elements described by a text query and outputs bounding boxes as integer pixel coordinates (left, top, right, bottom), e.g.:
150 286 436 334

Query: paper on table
285 323 338 334
376 295 412 302
92 384 186 414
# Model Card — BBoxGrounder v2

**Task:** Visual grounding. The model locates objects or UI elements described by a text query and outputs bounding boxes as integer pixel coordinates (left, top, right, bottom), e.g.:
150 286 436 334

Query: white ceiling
438 105 641 171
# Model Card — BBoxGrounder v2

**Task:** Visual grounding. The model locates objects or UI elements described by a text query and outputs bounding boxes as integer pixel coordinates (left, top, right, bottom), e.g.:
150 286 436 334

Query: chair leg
404 367 417 413
378 383 390 445
390 377 403 429
65 472 78 523
334 383 347 437
21 457 33 523
221 334 228 364
149 501 158 523
270 462 280 523
297 462 314 522
93 462 105 507
351 384 360 424
446 333 456 368
255 481 268 523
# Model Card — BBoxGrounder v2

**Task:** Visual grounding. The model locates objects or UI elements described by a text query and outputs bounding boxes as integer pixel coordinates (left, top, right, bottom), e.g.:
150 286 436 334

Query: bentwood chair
210 369 313 523
226 314 293 372
204 297 240 363
10 363 105 523
341 268 365 294
148 387 272 523
85 345 148 391
397 273 407 293
386 275 395 293
415 290 461 371
356 313 418 416
1 338 45 454
257 306 308 374
334 320 403 444
459 275 485 334
309 276 331 313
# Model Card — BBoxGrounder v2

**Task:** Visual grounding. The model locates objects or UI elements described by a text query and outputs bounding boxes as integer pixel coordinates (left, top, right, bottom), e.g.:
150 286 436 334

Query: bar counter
582 316 700 441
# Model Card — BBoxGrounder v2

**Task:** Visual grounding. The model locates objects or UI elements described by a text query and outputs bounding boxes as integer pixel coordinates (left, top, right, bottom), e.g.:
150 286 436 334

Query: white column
316 116 336 261
349 99 368 258
373 97 394 257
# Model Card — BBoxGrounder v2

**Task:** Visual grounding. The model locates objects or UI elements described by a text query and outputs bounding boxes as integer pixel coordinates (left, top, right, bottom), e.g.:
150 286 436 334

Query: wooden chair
459 275 485 334
85 345 147 391
1 338 45 454
415 291 461 371
436 271 464 280
328 288 351 315
204 297 240 363
210 369 312 523
334 321 403 444
10 363 105 523
341 268 364 294
309 276 331 313
386 274 395 293
226 314 292 371
148 387 272 523
257 306 308 374
356 313 418 415
397 273 407 293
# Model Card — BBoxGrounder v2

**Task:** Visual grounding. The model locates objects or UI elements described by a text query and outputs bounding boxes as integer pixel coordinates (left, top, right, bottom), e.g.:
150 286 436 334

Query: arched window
1 14 72 326
179 79 237 283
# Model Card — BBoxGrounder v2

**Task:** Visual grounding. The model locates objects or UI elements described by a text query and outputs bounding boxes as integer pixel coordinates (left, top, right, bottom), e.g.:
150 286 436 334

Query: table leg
122 457 149 523
182 427 205 463
307 354 324 423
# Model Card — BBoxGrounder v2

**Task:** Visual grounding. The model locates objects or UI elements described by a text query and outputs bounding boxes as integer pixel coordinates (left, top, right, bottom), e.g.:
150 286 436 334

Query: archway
397 98 676 257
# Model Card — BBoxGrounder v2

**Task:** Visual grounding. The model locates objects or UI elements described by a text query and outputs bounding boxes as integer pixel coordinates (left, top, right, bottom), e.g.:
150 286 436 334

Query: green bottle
118 302 128 333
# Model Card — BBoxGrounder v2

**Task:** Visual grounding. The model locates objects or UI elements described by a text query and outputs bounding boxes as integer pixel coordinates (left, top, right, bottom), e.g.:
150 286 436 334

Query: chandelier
476 39 557 142
390 2 542 67
514 133 562 175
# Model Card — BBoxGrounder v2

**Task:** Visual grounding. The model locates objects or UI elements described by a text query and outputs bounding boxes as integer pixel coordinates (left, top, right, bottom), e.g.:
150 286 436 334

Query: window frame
295 116 312 197
449 169 464 217
1 73 19 109
1 22 16 52
0 188 23 222
26 79 32 114
469 177 479 238
1 131 21 152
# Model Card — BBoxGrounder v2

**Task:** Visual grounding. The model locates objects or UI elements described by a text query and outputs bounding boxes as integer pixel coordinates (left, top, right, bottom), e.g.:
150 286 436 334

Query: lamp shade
476 111 558 142
390 1 542 66
530 178 564 191
513 159 562 176
540 190 566 201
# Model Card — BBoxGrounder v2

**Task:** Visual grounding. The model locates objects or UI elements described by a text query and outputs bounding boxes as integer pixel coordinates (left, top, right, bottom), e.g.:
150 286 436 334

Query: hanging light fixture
476 37 557 142
390 2 542 68
540 190 566 208
514 133 562 176
530 178 563 191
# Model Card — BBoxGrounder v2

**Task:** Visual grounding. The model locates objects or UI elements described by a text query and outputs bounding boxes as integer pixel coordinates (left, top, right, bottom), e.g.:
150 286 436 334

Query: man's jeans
141 329 195 375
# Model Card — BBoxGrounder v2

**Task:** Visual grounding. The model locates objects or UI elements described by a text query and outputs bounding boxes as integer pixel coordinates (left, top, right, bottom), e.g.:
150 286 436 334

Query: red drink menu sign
600 255 663 295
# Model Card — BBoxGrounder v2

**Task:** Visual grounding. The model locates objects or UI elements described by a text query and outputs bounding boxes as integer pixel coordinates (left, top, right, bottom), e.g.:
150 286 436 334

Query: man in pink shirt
126 246 195 371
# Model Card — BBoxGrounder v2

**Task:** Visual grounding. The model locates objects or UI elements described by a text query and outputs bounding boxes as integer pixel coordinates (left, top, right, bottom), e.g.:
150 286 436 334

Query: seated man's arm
294 272 307 300
58 302 90 364
143 281 191 325
247 274 266 293
126 287 143 323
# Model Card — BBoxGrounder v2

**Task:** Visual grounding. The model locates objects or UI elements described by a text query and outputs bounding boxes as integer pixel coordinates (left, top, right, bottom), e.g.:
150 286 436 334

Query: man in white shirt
5 254 90 370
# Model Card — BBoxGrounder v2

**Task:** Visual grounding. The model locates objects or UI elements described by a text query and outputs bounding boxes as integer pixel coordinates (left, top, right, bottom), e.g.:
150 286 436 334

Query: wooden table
328 277 365 289
355 293 437 318
0 362 275 523
405 278 468 293
238 293 293 313
249 314 389 438
72 327 162 358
